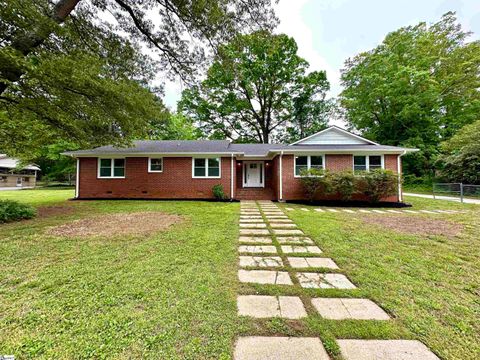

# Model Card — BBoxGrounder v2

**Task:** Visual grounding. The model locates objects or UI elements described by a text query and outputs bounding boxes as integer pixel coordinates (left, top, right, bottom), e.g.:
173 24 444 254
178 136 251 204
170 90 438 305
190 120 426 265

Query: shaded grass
0 190 241 359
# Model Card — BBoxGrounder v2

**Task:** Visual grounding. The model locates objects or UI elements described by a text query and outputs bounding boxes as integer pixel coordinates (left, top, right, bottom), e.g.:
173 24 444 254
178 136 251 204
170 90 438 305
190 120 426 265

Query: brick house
63 126 417 202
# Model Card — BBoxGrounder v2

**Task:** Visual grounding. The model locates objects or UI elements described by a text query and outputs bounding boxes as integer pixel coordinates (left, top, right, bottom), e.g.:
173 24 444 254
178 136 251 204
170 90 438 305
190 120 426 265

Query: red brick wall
78 157 233 199
279 154 400 202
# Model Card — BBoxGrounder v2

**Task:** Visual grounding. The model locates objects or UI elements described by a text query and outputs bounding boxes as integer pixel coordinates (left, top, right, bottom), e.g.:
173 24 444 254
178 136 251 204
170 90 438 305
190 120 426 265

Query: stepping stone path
235 200 438 359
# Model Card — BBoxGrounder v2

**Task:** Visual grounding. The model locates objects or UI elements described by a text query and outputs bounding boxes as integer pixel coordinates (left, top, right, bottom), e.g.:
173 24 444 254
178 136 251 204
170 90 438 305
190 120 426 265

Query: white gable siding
299 128 369 145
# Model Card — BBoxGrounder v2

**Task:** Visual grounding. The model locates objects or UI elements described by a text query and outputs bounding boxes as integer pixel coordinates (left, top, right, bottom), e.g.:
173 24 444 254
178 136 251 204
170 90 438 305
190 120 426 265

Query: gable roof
290 126 379 146
0 155 41 171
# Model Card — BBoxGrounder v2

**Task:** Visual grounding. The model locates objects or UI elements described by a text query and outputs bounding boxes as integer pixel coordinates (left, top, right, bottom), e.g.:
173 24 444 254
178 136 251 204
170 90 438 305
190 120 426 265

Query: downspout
279 151 283 202
230 154 234 201
397 150 406 202
75 157 80 199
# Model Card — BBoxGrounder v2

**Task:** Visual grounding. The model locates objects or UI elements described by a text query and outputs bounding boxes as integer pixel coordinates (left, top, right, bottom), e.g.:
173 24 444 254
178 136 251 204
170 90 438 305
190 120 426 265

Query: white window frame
294 155 325 178
97 158 126 179
192 157 221 179
148 157 163 173
352 154 385 172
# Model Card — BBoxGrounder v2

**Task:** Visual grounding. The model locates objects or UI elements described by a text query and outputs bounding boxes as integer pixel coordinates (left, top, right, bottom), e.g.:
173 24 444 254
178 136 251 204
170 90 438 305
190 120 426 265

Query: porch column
75 158 79 199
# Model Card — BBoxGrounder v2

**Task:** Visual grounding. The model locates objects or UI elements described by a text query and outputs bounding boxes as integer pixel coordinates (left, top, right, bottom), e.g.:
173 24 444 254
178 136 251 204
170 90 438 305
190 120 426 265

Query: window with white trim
294 155 324 176
148 158 163 172
353 155 383 172
98 158 125 178
193 158 220 178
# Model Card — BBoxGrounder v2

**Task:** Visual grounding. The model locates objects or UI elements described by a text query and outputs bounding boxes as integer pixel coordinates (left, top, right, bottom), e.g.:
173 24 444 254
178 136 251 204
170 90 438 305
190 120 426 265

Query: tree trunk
0 0 82 95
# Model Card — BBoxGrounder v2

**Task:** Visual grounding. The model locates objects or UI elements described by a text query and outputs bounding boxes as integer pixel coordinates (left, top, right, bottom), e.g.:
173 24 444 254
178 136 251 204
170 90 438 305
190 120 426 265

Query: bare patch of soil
37 205 76 218
361 215 463 239
47 212 182 238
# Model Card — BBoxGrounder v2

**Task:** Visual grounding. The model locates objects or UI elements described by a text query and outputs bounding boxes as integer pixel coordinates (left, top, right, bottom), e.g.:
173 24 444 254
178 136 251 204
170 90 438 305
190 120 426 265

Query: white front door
16 177 22 187
244 162 264 187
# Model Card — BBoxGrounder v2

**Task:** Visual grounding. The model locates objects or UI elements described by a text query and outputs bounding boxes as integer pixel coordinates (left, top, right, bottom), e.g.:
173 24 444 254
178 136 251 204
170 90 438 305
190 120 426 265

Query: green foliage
299 168 329 202
329 170 357 200
438 120 480 184
147 113 201 140
340 12 480 176
212 184 226 200
0 199 36 223
359 170 399 203
179 31 330 143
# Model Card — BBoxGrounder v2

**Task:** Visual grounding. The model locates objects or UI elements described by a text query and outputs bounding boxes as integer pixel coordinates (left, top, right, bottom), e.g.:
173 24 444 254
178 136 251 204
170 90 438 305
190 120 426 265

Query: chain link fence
433 183 480 202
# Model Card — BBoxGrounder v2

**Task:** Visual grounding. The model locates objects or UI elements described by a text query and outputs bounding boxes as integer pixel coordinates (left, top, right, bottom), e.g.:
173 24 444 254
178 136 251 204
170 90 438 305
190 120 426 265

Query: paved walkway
235 200 440 359
286 207 462 214
404 192 480 205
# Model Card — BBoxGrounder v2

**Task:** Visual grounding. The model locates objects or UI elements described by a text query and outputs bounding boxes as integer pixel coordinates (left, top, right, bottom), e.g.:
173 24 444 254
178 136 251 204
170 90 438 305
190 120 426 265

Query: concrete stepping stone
240 211 261 214
239 229 270 236
239 256 283 267
268 219 294 223
263 211 284 215
265 215 288 219
281 245 322 254
327 208 340 213
420 210 438 214
403 209 419 214
285 207 295 211
240 219 267 223
239 236 272 244
300 208 310 211
342 209 356 213
288 257 338 269
234 336 330 360
238 269 293 285
371 209 387 214
238 245 277 254
312 298 390 320
277 237 314 245
337 339 440 360
358 209 372 213
237 295 307 319
239 223 267 229
386 209 403 214
270 223 298 229
297 272 356 289
273 229 304 236
240 215 263 220
314 208 325 212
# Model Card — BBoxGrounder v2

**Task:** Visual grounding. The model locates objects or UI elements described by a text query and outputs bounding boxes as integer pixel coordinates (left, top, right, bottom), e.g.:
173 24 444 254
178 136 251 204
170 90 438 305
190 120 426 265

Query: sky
162 0 480 110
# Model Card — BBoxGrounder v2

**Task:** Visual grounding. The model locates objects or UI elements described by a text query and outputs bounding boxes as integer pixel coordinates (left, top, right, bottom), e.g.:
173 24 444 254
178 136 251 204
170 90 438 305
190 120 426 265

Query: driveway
404 192 480 205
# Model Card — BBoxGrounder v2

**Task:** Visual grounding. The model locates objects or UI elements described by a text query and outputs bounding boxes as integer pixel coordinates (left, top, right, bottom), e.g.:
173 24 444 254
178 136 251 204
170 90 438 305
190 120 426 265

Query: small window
149 158 163 172
98 158 125 178
354 156 367 172
193 158 221 178
294 155 324 176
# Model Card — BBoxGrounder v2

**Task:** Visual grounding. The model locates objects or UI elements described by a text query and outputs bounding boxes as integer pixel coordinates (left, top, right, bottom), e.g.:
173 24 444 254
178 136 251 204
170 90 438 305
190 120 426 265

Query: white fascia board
67 152 245 158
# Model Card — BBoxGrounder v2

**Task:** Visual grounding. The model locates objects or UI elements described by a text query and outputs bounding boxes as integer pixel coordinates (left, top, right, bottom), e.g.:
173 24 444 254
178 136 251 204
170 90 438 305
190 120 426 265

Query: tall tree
179 31 330 143
340 12 480 176
0 0 277 159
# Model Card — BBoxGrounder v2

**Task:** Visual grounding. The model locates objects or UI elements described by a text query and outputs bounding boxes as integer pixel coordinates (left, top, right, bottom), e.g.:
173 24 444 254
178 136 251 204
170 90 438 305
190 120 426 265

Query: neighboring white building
0 154 40 188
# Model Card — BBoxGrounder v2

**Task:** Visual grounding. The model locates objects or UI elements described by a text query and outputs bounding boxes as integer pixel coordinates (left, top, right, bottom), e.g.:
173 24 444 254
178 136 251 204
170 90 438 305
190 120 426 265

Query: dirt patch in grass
37 205 76 218
360 215 463 238
47 212 182 238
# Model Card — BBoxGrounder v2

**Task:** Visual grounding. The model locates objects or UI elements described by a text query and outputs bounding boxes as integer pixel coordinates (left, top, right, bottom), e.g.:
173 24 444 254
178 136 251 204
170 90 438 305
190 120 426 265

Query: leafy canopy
179 31 331 143
340 12 480 176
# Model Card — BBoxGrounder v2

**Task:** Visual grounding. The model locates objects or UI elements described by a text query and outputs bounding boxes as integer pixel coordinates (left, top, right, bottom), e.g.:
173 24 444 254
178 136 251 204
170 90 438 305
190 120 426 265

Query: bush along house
63 126 418 203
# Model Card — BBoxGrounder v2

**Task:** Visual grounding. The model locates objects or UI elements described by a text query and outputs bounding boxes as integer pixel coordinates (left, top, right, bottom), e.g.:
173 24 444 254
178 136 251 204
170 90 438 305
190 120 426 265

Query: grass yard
0 189 241 359
1 189 479 359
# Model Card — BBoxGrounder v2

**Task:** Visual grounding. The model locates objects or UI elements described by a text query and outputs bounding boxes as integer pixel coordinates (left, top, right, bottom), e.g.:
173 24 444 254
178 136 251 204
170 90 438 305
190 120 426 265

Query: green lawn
1 189 479 359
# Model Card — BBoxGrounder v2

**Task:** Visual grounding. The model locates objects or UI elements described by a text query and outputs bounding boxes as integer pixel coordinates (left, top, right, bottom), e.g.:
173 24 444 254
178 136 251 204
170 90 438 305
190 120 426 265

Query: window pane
207 158 220 177
194 158 205 167
369 156 382 169
354 156 367 172
295 156 308 176
208 158 219 168
100 167 111 177
208 167 220 177
113 167 124 177
114 159 125 168
150 158 162 171
194 167 206 177
100 159 111 168
310 156 323 169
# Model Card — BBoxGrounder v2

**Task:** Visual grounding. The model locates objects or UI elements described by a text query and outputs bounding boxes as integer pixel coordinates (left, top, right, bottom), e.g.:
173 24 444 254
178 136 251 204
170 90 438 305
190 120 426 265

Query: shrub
329 170 357 200
212 184 226 200
360 170 398 202
0 200 36 223
299 168 330 202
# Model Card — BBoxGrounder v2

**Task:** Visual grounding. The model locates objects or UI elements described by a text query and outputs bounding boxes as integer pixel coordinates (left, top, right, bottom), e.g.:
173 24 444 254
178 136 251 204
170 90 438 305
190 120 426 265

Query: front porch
235 160 277 200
